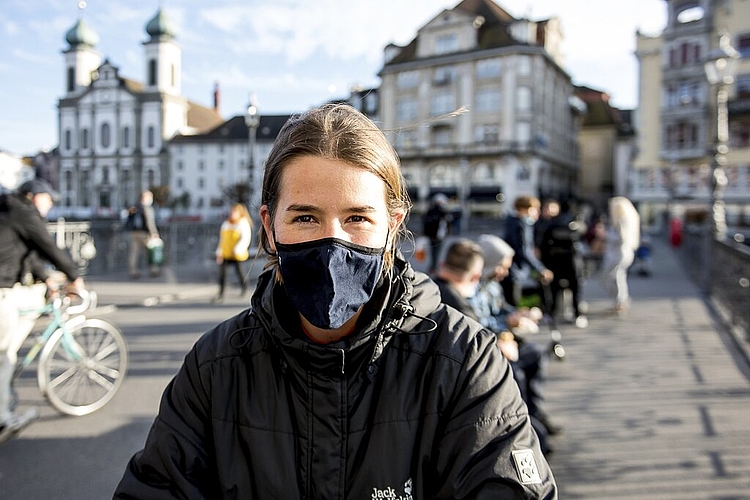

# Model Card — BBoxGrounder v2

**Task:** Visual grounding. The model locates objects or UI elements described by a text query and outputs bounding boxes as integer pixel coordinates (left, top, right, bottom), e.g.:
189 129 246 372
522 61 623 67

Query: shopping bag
414 236 430 262
147 237 165 266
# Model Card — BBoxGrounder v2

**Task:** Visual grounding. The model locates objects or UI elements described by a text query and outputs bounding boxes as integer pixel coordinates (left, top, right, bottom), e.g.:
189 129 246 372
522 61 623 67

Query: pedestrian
125 189 161 279
0 179 84 441
213 203 252 302
422 192 452 274
600 196 640 314
536 199 587 327
502 195 553 307
114 103 556 499
432 238 484 321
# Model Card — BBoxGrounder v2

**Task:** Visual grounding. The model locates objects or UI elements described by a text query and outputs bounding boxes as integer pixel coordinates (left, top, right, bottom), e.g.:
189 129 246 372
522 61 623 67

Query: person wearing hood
0 179 84 441
115 104 556 499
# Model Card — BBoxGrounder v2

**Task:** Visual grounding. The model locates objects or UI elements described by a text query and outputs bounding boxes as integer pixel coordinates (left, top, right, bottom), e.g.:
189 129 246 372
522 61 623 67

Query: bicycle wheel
38 318 128 416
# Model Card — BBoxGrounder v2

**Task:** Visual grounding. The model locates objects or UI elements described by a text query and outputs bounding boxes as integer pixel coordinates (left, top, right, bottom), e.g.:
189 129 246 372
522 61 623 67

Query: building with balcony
56 9 222 218
378 0 584 219
633 0 750 228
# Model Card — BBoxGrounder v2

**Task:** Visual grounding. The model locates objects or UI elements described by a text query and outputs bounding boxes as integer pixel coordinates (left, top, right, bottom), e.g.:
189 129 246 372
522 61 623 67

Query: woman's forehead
279 156 387 203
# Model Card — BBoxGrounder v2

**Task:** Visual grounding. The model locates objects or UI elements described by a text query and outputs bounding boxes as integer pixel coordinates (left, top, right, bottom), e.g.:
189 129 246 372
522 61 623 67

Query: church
57 9 223 217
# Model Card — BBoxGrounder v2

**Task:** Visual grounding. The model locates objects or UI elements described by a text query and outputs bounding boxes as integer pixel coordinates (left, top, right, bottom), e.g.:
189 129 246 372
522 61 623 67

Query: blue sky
0 0 666 156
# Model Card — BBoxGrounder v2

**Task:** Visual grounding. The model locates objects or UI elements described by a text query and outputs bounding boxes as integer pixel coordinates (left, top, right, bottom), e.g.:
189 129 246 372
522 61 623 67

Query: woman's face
261 155 400 250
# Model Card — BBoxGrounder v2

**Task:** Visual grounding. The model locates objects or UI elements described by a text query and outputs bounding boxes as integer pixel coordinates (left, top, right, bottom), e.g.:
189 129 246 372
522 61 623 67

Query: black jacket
0 193 79 288
114 258 557 499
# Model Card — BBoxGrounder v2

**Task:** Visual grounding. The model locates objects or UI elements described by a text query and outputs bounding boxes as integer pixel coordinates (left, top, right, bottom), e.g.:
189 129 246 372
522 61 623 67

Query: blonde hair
259 103 411 273
230 203 252 227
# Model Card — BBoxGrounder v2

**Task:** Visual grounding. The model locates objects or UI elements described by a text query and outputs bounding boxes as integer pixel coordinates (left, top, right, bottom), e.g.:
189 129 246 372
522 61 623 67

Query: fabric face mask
276 237 386 330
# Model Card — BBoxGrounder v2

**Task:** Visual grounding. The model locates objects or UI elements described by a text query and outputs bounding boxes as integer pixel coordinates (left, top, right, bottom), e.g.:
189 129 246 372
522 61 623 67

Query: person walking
600 196 640 314
0 179 84 441
114 103 556 499
125 189 161 279
213 203 252 302
422 193 452 275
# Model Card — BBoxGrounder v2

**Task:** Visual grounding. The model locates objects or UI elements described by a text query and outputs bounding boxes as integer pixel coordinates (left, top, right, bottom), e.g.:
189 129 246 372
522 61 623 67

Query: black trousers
217 259 247 296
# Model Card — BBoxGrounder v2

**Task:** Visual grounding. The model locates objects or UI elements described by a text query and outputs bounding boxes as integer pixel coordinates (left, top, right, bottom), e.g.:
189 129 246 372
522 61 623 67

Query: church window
82 129 89 149
148 59 157 86
147 126 155 149
67 67 75 92
101 123 111 148
123 127 130 148
65 130 72 150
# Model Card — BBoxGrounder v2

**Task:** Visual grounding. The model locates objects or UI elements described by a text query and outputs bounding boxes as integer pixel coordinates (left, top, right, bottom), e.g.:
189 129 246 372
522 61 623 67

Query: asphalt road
0 291 250 499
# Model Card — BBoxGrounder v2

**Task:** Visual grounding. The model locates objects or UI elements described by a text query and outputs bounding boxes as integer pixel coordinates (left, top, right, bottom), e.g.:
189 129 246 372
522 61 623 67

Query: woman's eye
292 215 316 224
347 215 370 224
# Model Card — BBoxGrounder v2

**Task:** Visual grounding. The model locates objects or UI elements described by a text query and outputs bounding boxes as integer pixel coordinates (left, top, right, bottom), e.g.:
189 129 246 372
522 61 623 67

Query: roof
65 18 99 48
575 85 635 136
186 102 224 133
171 114 292 143
145 9 177 40
384 0 538 66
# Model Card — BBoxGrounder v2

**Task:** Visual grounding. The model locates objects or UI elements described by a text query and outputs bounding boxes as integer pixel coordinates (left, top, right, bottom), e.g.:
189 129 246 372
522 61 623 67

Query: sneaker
575 315 589 328
0 408 39 445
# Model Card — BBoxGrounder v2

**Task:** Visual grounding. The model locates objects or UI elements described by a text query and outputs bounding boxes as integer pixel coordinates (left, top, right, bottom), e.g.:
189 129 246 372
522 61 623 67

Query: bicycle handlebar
59 288 97 316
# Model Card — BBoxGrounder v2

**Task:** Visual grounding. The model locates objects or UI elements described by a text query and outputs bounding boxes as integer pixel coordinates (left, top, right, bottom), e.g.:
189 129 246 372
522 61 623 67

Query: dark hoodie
114 258 557 499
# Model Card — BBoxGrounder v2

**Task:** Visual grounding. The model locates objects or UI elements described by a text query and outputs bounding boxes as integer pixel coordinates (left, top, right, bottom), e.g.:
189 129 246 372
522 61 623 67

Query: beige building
634 0 750 228
378 0 583 219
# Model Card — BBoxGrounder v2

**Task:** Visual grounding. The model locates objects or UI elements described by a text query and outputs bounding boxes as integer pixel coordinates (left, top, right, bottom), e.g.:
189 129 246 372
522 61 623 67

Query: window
102 166 110 184
431 91 455 116
516 87 531 112
67 67 75 92
198 178 205 189
397 98 418 122
395 131 417 149
177 161 184 171
170 64 175 87
474 125 499 144
147 126 155 149
475 88 502 113
65 129 72 150
431 126 452 146
122 127 130 148
177 178 183 189
147 169 154 187
476 59 502 79
148 59 157 86
199 160 205 171
433 66 456 86
397 71 419 89
435 33 458 54
101 123 111 148
516 122 531 145
219 160 225 170
517 56 531 76
82 129 89 149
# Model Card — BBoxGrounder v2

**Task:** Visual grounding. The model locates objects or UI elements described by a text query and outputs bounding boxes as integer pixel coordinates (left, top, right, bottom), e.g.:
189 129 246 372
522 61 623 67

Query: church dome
65 18 99 48
145 9 177 39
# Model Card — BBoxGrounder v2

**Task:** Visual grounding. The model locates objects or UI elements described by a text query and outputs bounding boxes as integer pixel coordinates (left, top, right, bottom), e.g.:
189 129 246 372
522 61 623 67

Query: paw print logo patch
512 449 542 485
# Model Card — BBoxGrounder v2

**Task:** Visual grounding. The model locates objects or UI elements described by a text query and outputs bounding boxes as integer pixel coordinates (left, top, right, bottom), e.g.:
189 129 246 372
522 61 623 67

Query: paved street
0 237 748 498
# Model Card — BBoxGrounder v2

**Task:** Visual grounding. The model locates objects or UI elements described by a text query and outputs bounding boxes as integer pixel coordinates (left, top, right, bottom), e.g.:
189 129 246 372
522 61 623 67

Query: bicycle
11 287 128 417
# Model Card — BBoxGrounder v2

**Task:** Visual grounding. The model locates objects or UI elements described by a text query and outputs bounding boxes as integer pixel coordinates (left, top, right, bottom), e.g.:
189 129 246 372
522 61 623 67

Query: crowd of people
425 191 643 457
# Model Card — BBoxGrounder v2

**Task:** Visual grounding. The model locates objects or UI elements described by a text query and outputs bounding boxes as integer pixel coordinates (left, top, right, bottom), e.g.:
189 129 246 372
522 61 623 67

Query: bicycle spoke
87 370 115 391
47 365 78 390
93 341 118 362
88 362 121 380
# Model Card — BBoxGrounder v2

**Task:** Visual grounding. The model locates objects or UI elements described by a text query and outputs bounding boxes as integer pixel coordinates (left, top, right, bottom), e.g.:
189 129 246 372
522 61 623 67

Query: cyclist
0 178 84 441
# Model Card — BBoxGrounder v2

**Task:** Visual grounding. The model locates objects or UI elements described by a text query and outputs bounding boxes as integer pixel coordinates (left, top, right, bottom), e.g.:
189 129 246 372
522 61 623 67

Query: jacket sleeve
113 345 216 499
14 211 79 282
431 330 557 499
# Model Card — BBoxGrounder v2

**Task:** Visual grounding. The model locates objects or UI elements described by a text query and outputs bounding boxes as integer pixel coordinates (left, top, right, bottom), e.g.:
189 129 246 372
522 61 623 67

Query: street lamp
704 33 739 241
245 93 260 210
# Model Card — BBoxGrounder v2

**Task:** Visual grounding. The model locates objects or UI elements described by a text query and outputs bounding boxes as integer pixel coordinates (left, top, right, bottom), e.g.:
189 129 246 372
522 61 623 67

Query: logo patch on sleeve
512 449 542 484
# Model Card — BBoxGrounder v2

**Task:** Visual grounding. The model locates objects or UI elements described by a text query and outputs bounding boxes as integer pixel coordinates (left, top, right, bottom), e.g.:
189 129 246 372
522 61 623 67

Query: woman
600 196 641 313
114 104 556 499
214 203 252 301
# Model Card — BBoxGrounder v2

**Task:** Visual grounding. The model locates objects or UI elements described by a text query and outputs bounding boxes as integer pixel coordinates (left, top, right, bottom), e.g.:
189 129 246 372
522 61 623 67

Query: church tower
62 16 101 96
143 9 181 95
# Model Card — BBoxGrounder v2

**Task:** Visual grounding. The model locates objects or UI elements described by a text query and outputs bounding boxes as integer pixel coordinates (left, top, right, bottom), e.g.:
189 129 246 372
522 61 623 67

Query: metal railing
677 226 750 340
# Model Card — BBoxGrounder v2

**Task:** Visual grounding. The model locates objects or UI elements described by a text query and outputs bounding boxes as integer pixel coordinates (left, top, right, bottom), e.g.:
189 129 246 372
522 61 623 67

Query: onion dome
145 9 177 40
65 18 99 48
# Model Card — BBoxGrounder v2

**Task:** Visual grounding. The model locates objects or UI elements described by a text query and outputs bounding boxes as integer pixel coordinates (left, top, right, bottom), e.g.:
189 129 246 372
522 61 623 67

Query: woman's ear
260 205 276 252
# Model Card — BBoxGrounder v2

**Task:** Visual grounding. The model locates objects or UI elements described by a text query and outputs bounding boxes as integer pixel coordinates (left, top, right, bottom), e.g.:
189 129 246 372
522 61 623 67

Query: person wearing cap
473 234 561 452
0 178 84 439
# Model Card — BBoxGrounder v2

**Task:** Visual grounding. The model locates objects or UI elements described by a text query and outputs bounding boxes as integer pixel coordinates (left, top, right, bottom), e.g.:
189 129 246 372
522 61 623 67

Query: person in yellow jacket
214 203 253 301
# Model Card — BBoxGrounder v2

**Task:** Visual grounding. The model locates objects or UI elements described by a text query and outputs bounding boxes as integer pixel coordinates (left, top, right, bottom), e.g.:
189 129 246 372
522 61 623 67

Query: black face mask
276 237 386 330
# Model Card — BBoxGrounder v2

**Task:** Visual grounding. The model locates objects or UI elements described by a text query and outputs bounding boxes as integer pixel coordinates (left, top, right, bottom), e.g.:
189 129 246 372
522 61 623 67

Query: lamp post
703 34 739 241
245 93 260 210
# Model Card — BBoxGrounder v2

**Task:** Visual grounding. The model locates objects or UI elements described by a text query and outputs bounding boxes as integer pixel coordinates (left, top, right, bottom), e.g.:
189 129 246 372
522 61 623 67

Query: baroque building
633 0 750 228
57 9 222 217
378 0 584 218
